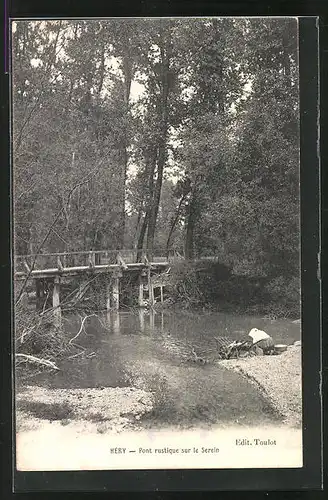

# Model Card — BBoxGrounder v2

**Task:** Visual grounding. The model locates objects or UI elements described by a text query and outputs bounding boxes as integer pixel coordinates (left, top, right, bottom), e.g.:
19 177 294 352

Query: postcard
12 16 307 475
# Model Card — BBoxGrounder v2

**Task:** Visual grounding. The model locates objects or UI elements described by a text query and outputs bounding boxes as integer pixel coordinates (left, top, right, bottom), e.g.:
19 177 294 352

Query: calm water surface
24 310 301 428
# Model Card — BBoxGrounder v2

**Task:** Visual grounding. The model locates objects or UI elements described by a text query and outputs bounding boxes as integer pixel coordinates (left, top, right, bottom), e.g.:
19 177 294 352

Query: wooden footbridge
14 249 183 324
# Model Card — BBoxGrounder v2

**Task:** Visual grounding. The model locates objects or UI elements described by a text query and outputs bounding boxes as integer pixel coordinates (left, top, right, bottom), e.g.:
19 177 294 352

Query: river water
23 310 301 429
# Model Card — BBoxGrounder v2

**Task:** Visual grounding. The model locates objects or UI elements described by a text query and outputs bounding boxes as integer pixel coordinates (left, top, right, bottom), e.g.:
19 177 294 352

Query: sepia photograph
12 16 303 471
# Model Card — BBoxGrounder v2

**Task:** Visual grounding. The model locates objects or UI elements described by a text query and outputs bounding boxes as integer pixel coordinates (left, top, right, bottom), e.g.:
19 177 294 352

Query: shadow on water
20 309 301 428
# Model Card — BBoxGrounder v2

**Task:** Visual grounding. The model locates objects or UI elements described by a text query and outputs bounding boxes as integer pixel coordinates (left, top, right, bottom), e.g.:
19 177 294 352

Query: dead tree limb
15 353 60 370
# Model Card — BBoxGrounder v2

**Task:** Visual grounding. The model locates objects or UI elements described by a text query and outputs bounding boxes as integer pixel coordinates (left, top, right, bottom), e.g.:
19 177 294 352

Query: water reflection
138 308 145 332
149 310 155 331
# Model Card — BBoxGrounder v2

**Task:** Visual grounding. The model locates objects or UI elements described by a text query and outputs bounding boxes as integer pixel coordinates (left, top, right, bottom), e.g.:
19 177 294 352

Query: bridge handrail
14 248 184 259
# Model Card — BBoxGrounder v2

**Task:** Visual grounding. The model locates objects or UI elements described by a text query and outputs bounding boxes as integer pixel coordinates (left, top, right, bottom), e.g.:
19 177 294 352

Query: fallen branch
67 350 85 360
15 353 60 370
68 314 99 345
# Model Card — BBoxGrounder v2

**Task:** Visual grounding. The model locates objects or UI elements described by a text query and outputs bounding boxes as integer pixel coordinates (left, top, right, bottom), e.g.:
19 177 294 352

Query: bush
168 260 232 308
15 298 72 360
166 261 300 318
265 275 300 315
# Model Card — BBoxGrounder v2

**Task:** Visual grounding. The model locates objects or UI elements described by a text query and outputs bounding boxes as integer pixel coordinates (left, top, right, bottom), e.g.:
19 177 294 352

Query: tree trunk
166 194 187 257
117 49 133 249
135 145 158 261
146 23 172 260
136 212 149 262
184 194 198 260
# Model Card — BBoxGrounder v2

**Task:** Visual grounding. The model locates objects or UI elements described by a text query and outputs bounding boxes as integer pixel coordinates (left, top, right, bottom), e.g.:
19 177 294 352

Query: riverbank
16 386 154 434
16 345 302 435
219 343 302 427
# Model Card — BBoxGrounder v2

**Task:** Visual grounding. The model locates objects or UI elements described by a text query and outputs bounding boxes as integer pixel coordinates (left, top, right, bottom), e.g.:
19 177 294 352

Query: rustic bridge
14 249 184 325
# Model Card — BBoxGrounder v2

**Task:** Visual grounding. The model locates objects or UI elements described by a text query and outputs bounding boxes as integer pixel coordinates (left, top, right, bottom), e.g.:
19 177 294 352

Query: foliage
12 18 300 315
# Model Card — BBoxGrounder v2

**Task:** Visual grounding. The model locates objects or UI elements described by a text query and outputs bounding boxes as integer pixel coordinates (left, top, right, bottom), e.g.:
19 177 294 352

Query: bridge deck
14 261 169 280
14 248 217 282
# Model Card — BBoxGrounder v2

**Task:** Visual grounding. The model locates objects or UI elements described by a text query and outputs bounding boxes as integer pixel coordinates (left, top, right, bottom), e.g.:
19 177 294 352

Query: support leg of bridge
112 277 120 310
147 268 155 307
160 285 164 304
161 311 164 333
106 279 111 311
52 277 61 327
112 312 120 335
149 310 155 331
138 274 144 307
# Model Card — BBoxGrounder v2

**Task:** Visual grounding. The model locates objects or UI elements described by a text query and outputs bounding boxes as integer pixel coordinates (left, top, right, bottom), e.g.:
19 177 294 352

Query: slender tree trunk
146 23 172 260
184 194 198 260
166 194 187 256
118 50 133 249
133 207 143 248
146 147 166 259
136 212 149 262
136 150 157 261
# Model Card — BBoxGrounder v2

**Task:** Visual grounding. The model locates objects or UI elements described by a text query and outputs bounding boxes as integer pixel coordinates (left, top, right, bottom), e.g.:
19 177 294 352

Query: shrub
265 275 300 315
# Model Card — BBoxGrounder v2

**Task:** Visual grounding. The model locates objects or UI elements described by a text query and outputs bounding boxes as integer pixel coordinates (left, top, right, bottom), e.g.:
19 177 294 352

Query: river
19 309 301 429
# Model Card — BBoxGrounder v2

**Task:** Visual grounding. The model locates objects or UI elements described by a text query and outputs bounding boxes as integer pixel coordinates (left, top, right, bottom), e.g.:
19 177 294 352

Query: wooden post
147 268 155 307
161 311 164 333
149 309 155 331
57 256 64 272
52 277 61 327
89 251 95 268
111 271 121 310
160 285 164 303
106 278 111 311
138 274 144 307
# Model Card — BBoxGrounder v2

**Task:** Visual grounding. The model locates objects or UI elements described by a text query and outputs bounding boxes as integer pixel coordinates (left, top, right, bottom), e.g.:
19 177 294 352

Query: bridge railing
14 248 187 274
14 250 131 273
13 249 220 274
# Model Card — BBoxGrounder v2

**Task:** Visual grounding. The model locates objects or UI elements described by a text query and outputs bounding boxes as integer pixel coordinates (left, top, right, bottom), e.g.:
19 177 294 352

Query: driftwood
214 337 253 359
68 314 93 345
214 336 276 359
67 350 85 360
15 353 60 370
67 313 108 345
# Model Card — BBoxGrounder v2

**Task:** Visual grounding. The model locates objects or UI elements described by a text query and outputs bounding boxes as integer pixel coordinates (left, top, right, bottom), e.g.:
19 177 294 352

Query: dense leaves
12 18 300 311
